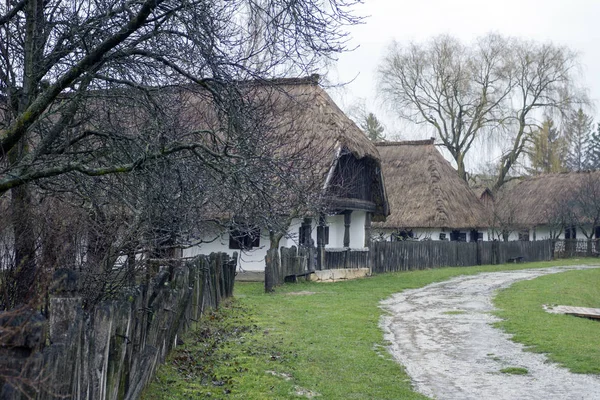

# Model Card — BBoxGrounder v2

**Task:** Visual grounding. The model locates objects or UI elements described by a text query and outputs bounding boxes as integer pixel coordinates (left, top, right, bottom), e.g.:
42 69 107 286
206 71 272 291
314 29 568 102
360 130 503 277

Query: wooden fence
371 240 553 274
265 246 315 292
324 248 369 269
0 252 236 400
554 239 600 258
265 246 372 291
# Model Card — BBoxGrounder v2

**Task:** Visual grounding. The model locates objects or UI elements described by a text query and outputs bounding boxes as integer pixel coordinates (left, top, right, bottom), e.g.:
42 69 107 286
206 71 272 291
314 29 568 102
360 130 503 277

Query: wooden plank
545 305 600 320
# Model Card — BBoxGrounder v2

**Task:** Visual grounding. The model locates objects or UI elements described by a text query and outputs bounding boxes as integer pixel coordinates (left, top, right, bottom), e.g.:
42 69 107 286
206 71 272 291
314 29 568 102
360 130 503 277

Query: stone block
308 268 371 282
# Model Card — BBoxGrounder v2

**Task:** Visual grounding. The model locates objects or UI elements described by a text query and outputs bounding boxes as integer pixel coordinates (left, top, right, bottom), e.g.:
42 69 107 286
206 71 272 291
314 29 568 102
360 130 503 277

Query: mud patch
266 370 293 380
294 386 321 398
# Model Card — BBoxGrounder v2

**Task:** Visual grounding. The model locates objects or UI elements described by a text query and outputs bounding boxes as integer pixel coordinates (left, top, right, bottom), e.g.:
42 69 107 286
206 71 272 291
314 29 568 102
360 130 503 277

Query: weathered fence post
265 248 278 292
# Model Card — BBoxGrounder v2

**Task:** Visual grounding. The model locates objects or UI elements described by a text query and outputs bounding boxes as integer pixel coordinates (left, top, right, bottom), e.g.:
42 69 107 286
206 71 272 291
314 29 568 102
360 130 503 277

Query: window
565 226 577 239
439 233 447 241
518 229 530 241
392 230 414 241
229 227 260 250
470 230 483 242
316 225 329 246
450 230 466 242
299 218 312 246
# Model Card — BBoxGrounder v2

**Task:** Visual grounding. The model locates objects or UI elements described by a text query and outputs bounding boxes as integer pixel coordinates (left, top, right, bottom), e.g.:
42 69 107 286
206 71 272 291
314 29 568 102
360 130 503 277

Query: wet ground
380 266 600 400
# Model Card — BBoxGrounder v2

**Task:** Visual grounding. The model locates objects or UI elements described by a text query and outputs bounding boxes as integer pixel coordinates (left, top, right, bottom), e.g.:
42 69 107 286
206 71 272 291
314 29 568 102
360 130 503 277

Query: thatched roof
175 76 387 218
247 77 380 163
496 171 600 227
473 186 493 200
372 139 488 229
179 76 379 164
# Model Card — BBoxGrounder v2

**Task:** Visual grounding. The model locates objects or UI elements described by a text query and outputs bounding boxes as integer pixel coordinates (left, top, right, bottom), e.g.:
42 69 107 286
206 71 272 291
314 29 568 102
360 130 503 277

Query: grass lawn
494 266 600 374
142 258 599 399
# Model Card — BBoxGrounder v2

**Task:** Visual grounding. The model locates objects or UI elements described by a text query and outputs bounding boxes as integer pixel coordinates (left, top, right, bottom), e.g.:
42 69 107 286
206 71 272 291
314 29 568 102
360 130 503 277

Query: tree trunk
11 185 38 306
269 231 284 250
455 153 467 182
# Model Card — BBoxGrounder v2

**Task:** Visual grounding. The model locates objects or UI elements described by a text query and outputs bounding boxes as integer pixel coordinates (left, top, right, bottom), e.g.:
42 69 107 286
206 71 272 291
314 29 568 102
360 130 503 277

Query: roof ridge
375 138 435 147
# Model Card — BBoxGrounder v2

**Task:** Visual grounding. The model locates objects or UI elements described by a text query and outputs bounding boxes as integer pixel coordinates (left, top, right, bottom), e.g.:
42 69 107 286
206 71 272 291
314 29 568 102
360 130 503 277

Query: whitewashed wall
183 228 271 271
372 227 488 242
527 225 594 240
183 211 370 272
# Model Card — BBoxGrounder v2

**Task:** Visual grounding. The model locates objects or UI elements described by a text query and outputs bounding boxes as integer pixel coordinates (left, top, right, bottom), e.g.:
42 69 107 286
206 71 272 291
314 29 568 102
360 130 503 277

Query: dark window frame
518 229 530 241
565 225 577 240
450 230 466 242
229 227 261 250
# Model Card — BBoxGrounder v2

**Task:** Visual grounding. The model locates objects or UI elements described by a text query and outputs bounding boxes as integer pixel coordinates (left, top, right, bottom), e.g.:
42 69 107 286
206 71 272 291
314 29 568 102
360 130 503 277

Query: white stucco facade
372 227 490 242
497 225 597 241
183 210 371 272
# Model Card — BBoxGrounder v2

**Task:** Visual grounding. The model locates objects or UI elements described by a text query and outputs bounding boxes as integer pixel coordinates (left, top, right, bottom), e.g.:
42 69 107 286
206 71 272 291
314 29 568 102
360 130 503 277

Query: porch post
317 214 326 270
364 212 372 248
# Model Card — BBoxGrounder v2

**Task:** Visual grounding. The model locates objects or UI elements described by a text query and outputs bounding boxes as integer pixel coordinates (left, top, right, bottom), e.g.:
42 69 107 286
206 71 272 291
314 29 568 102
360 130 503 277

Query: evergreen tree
526 118 568 174
565 108 593 171
360 112 386 142
586 123 600 170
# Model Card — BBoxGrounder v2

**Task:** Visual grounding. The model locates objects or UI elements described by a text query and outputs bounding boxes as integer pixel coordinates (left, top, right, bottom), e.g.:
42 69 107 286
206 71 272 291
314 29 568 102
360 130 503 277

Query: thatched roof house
372 139 488 232
183 77 390 269
496 171 600 229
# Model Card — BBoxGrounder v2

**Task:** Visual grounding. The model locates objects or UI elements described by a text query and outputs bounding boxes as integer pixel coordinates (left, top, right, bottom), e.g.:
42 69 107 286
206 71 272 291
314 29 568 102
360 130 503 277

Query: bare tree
568 172 600 239
378 34 512 181
0 0 362 306
378 34 586 190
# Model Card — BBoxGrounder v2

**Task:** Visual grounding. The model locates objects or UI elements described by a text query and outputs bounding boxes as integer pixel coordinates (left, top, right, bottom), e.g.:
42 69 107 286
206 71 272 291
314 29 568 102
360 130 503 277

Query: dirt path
380 266 600 400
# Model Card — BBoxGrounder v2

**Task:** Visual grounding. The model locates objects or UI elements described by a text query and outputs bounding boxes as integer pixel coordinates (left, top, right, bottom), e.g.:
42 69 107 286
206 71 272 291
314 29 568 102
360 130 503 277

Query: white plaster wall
183 228 271 272
372 227 488 242
349 211 367 248
183 212 371 272
326 214 345 248
286 212 368 249
484 225 598 242
281 217 303 248
531 225 594 240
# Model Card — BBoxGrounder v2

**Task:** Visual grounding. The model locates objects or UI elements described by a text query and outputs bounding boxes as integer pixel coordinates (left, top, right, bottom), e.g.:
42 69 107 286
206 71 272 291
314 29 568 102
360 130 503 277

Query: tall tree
565 108 593 171
361 112 385 141
585 123 600 170
526 118 567 174
378 34 586 189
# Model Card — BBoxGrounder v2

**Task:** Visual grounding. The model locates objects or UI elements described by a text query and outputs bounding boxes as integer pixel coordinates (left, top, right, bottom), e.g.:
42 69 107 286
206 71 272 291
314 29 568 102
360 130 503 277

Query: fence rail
370 240 553 274
324 248 369 269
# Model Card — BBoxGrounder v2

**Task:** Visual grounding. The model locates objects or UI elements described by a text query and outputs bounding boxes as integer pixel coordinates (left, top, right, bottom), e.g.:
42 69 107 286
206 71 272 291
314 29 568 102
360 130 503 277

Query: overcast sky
326 0 600 147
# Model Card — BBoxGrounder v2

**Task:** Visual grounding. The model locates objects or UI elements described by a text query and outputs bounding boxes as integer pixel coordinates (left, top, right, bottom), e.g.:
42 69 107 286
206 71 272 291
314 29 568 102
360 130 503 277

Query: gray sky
326 0 600 146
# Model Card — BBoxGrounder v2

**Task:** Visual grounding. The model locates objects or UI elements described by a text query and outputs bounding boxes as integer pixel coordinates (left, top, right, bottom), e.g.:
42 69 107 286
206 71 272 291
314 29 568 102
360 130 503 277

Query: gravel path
380 265 600 400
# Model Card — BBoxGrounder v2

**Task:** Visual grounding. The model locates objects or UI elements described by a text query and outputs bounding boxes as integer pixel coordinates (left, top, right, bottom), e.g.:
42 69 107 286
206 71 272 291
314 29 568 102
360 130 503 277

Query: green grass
143 258 599 399
494 266 600 374
500 367 529 375
443 310 466 315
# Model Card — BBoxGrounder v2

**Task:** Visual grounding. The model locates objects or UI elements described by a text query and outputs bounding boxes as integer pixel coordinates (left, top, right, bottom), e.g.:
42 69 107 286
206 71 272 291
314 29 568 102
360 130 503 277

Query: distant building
372 139 489 242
